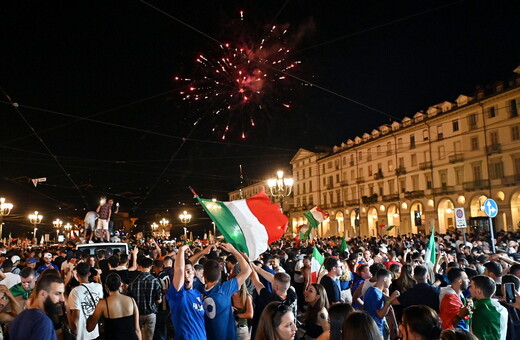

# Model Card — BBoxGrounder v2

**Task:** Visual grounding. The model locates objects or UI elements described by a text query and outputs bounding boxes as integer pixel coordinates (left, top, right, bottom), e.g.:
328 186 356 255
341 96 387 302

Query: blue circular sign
483 198 498 218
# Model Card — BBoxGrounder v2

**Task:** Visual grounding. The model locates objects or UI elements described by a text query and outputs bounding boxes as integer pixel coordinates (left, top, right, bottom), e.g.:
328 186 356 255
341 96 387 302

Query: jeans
140 313 157 340
153 309 169 340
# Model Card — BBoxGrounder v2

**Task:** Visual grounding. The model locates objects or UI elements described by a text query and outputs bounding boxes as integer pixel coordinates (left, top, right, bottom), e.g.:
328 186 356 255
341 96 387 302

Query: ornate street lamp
151 222 159 237
267 170 293 199
64 223 72 239
159 218 169 237
29 211 43 243
179 211 191 241
0 197 13 239
53 219 63 241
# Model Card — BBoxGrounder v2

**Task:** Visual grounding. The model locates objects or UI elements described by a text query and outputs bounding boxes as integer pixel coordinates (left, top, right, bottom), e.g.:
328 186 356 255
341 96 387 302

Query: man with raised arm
166 245 205 340
195 242 252 340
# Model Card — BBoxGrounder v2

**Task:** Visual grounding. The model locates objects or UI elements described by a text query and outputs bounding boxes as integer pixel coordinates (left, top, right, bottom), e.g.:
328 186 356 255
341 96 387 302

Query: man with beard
166 245 205 340
10 274 65 340
439 268 471 331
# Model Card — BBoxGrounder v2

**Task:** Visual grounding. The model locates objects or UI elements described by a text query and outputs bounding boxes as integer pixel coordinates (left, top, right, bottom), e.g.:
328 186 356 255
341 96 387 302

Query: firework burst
175 12 301 140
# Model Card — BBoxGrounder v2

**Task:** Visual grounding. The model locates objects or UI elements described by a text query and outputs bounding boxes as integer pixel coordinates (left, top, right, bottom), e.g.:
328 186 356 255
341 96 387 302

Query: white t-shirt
68 282 103 340
0 272 21 288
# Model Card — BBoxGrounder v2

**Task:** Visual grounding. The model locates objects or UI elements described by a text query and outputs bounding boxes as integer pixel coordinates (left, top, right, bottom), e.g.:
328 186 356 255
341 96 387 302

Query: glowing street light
179 211 191 241
151 222 159 236
53 219 63 241
0 197 13 239
64 223 72 239
29 211 43 243
159 218 169 236
267 170 293 199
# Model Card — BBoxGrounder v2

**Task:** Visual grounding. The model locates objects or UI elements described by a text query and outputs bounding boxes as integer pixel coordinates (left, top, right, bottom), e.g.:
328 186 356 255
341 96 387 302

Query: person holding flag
303 206 329 239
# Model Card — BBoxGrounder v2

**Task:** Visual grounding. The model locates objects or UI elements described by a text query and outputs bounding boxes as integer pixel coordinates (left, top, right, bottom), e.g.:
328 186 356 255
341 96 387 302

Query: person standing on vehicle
96 197 112 242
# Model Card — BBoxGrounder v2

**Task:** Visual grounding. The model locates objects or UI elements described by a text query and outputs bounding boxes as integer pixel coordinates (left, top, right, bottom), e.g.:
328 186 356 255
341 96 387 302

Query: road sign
483 199 498 218
454 207 467 229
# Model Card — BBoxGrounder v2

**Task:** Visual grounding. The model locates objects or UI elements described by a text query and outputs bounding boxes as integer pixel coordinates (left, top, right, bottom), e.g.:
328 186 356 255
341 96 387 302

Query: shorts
96 219 109 230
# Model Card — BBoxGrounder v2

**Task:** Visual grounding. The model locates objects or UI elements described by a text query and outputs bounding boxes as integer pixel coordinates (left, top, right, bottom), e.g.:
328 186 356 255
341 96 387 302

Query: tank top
104 299 138 340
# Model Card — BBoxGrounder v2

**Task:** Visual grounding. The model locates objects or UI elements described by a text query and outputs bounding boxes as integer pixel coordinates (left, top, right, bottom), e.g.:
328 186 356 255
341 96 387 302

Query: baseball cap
11 255 20 263
27 257 37 264
43 252 52 258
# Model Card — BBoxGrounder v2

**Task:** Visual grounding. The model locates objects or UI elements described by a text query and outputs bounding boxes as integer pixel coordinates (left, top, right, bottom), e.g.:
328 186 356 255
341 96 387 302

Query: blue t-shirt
36 263 59 274
196 278 239 340
166 284 206 340
10 308 56 340
260 265 276 292
364 286 385 334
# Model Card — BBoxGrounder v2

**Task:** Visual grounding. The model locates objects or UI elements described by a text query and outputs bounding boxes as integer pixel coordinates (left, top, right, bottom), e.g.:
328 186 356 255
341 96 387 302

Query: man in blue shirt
166 245 206 340
364 269 400 340
195 243 252 340
36 252 59 275
10 274 65 340
319 257 343 304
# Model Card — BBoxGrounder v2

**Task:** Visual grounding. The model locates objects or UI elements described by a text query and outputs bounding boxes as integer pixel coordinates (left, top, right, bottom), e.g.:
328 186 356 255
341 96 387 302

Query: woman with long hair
316 303 354 340
87 273 141 340
399 305 442 340
390 264 415 294
303 283 330 339
342 311 382 340
339 259 353 304
255 301 297 340
232 282 253 340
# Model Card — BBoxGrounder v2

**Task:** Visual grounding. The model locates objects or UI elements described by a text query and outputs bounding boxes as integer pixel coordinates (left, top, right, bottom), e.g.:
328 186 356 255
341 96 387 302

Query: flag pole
188 186 199 198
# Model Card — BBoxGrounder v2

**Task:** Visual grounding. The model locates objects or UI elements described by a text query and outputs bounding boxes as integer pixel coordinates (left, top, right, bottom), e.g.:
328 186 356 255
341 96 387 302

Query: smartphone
505 282 516 303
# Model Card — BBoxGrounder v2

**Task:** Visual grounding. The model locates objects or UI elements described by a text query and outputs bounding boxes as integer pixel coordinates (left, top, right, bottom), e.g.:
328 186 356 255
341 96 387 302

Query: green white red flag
196 189 288 261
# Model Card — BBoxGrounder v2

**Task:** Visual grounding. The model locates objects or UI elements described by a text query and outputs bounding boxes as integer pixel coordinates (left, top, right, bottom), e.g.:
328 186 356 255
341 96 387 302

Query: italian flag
425 225 436 265
196 189 288 261
304 206 329 229
311 246 324 283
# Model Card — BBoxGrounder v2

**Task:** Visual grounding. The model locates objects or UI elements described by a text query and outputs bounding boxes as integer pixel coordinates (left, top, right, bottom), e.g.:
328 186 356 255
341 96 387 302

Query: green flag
425 225 436 265
339 237 348 253
312 246 325 266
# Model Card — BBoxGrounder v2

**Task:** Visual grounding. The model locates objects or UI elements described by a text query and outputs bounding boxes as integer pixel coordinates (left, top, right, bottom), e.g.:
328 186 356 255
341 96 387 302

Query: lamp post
151 222 159 237
267 170 294 199
29 211 43 243
64 223 72 239
159 218 169 237
0 197 13 240
53 219 63 241
179 210 191 241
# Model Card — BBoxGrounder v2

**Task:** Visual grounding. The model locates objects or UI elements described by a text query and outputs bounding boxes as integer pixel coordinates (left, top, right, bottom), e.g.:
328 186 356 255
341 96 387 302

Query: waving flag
339 237 348 253
425 225 436 265
304 206 329 229
311 246 324 282
196 189 288 261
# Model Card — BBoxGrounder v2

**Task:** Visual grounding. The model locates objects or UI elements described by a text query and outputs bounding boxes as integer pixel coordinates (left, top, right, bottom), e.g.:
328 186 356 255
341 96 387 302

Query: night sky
1 1 520 236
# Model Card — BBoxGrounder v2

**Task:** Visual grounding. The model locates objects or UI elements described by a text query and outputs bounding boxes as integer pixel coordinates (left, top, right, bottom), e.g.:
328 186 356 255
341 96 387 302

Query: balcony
419 161 433 170
345 199 359 206
349 161 354 166
291 206 304 212
386 150 393 156
501 174 520 186
321 204 331 209
340 180 349 187
356 177 365 184
361 194 378 205
486 143 502 155
468 123 478 131
331 202 342 208
395 167 407 176
463 180 490 191
448 153 464 164
404 190 425 199
433 186 455 195
374 171 384 180
325 183 333 190
382 194 399 202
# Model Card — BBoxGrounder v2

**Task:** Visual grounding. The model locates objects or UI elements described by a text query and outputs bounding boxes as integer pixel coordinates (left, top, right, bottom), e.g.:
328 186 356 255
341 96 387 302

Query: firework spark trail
175 11 301 140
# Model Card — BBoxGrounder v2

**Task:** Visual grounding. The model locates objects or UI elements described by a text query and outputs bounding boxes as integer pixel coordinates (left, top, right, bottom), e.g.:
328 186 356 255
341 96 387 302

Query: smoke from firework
175 14 307 140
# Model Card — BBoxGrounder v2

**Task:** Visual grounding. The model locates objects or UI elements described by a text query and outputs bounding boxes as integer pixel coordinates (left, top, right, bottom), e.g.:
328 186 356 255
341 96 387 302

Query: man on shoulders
166 245 206 340
10 274 65 340
68 263 103 340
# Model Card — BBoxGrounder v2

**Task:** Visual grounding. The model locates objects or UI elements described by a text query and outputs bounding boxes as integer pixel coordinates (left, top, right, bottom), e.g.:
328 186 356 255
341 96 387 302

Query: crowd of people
0 227 518 340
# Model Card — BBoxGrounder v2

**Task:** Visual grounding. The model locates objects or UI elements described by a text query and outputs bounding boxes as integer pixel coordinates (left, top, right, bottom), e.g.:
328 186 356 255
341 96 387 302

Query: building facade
290 67 520 238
